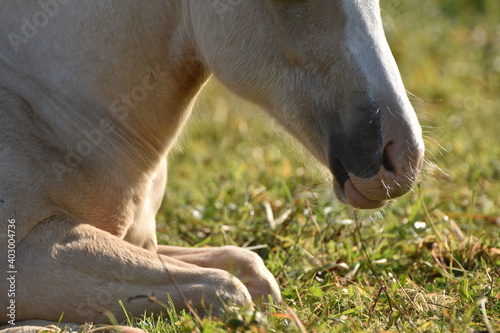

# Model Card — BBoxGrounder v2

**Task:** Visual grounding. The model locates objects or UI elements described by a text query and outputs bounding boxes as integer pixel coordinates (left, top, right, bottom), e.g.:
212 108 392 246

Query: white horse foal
0 0 424 331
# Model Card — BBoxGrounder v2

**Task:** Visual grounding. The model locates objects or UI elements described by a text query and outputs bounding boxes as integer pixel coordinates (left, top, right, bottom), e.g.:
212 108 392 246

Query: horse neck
86 1 210 178
95 1 209 155
1 1 209 180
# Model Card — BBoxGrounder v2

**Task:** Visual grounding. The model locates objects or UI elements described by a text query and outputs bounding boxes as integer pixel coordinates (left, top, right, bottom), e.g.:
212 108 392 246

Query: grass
120 1 500 332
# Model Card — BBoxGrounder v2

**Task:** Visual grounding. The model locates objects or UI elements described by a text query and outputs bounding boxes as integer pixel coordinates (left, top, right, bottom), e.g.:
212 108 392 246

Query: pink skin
340 134 424 209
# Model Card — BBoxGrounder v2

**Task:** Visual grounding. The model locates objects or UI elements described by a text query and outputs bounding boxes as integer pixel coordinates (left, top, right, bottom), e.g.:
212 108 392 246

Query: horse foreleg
0 320 146 333
12 218 252 325
157 245 281 303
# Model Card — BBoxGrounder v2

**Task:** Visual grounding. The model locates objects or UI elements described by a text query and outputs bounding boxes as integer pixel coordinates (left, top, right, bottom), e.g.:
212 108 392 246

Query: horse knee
185 269 253 313
214 270 253 307
220 246 281 303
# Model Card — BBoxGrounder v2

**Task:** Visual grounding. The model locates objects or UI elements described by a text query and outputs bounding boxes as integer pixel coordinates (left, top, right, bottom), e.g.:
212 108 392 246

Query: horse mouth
330 159 388 209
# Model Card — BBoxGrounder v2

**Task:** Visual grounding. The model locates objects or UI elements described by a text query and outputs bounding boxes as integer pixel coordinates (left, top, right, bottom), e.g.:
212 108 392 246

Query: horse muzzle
329 105 425 209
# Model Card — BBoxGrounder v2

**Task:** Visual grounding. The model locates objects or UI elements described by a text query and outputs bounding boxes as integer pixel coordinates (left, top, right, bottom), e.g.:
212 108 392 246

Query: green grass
126 1 500 332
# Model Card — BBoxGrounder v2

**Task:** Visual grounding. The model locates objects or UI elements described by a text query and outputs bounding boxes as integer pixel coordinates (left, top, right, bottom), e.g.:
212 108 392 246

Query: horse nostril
382 143 395 173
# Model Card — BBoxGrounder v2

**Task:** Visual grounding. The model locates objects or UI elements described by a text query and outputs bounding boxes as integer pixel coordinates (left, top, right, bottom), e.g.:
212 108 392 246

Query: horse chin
333 179 387 209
